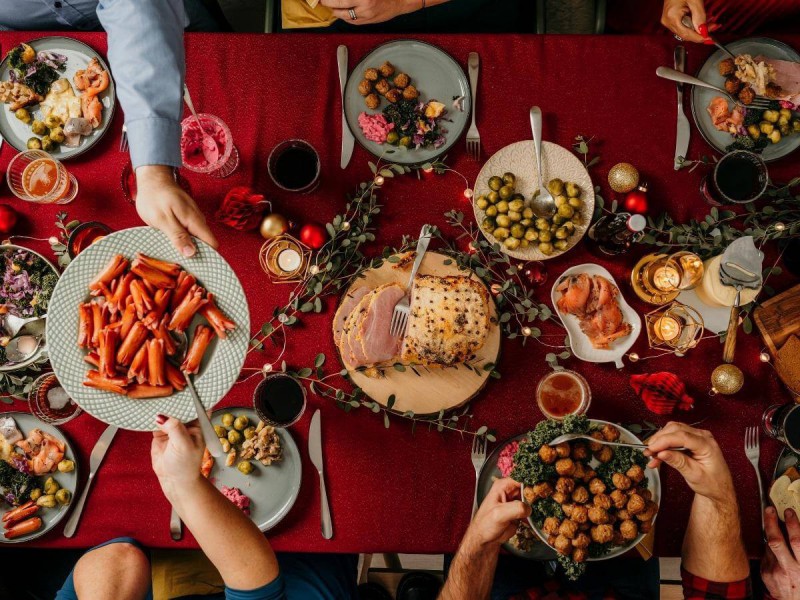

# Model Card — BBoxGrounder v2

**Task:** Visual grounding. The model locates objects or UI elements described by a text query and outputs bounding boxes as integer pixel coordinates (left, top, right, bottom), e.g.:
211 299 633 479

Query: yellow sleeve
281 0 337 29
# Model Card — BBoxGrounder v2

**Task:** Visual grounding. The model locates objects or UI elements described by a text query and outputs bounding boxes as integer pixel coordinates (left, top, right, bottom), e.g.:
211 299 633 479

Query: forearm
682 493 750 582
165 476 280 590
439 534 499 600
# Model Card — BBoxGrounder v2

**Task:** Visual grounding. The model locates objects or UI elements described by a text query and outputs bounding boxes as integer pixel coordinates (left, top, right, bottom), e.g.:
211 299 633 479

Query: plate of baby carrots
46 227 250 431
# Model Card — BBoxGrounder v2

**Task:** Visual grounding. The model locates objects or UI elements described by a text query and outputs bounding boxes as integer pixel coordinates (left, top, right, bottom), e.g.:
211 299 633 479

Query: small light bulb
463 188 474 199
628 352 639 362
522 327 532 337
49 236 60 245
423 165 433 173
374 175 384 186
775 222 786 232
309 265 320 275
490 283 502 295
341 221 351 231
262 363 273 373
760 352 771 362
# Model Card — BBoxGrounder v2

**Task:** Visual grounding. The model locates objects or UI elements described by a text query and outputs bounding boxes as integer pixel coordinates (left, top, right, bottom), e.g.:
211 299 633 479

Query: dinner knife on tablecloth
674 45 690 170
63 424 118 538
338 45 354 170
309 409 333 539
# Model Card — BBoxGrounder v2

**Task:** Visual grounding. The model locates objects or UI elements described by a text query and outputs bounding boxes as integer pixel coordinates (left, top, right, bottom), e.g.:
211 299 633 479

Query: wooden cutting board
754 283 800 356
336 251 501 415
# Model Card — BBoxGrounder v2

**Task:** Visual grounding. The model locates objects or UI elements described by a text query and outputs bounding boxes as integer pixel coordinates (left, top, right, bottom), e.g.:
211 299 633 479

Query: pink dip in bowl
221 485 251 515
497 440 521 478
358 112 394 143
180 114 232 172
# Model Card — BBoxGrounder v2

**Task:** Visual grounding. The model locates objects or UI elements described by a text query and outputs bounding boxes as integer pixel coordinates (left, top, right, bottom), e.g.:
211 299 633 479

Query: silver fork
390 224 433 338
465 52 480 160
119 124 128 152
744 426 766 532
471 435 487 517
656 67 773 110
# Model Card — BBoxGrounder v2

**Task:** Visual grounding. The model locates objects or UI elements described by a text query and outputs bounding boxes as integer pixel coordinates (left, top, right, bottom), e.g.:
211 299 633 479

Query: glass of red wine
700 150 768 206
253 373 307 428
267 140 321 194
763 403 800 453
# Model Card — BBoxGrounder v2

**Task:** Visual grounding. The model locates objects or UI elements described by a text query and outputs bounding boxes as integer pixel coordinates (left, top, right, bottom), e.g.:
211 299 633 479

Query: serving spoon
548 432 688 452
529 107 556 219
182 85 220 165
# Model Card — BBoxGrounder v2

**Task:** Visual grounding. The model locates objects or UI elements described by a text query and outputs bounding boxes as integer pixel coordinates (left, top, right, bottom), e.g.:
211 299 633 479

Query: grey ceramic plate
0 36 116 160
0 412 79 544
210 408 301 532
46 227 250 431
690 37 800 163
344 40 470 165
477 433 556 560
773 447 798 481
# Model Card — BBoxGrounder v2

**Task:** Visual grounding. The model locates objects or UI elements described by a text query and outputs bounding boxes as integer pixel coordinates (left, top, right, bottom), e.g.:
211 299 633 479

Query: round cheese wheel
695 255 761 308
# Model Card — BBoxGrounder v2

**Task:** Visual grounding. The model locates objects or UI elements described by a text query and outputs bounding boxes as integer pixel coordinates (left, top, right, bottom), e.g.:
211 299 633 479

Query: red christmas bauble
623 183 649 214
521 261 548 287
0 204 18 234
299 222 327 250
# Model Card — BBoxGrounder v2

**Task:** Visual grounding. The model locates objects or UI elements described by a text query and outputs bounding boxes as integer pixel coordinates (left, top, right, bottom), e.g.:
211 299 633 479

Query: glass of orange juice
6 150 78 204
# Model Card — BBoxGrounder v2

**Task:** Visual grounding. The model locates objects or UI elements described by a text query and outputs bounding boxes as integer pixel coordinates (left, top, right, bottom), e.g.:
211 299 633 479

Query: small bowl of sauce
536 370 591 420
67 221 113 258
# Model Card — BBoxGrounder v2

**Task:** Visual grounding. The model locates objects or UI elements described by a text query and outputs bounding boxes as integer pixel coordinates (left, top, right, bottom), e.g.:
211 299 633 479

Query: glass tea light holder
631 251 704 305
645 301 704 356
259 234 311 284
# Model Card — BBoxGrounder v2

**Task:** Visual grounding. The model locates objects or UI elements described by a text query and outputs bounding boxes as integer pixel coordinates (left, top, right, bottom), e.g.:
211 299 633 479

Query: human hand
151 415 205 499
319 0 419 25
661 0 708 44
135 165 218 258
762 506 800 600
645 422 734 503
464 478 531 549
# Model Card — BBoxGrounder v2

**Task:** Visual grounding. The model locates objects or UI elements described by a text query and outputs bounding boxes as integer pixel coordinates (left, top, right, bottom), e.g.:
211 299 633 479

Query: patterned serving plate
46 227 250 431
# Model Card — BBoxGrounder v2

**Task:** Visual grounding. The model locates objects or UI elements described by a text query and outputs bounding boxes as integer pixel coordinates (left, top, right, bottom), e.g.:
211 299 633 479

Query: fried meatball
620 519 639 541
588 431 605 452
364 68 379 81
385 89 401 103
561 503 574 518
718 58 735 76
357 79 372 96
612 473 632 491
636 501 658 522
724 77 743 95
573 462 587 481
572 532 590 549
393 73 410 88
610 490 627 509
531 482 554 501
542 516 561 535
593 493 612 511
572 547 588 563
552 491 567 505
582 468 597 483
571 505 589 524
571 443 589 461
591 524 614 544
626 465 645 484
601 424 620 442
616 509 631 521
612 530 625 546
596 446 614 464
547 534 558 547
374 78 390 96
364 93 380 110
588 506 610 524
538 445 557 464
639 489 653 502
555 458 576 477
559 519 579 539
588 478 606 495
554 534 572 556
555 477 576 495
571 486 589 504
555 442 571 458
402 85 419 101
379 61 395 78
739 86 755 105
627 493 646 515
765 82 784 98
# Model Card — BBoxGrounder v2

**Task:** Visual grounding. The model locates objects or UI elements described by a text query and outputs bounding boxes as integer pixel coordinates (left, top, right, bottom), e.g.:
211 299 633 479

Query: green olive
568 197 583 209
554 195 568 207
40 135 55 152
476 196 489 210
31 120 47 135
214 425 227 438
386 131 399 145
237 461 254 475
498 185 514 200
481 217 496 232
547 178 565 196
496 215 511 228
555 227 569 240
508 199 524 213
504 237 521 250
29 488 42 501
221 413 235 427
55 488 72 505
522 207 534 219
565 182 581 198
44 477 59 495
524 228 539 242
487 191 500 204
538 242 554 255
502 172 516 186
14 108 31 123
227 430 243 445
49 126 65 143
535 218 550 231
233 416 249 432
493 227 510 241
557 204 575 218
399 136 412 148
26 137 42 150
510 224 525 239
496 200 509 214
243 426 257 440
37 494 57 508
44 115 62 129
488 176 503 191
58 459 75 473
485 205 498 217
554 239 569 251
538 230 552 243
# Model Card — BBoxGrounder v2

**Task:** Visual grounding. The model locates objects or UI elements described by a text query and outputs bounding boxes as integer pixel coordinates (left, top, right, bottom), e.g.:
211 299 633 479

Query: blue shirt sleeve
95 0 186 169
225 574 286 600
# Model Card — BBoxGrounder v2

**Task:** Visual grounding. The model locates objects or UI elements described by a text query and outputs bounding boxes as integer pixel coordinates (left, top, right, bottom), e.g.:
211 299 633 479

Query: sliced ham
333 287 370 346
343 291 376 367
758 56 800 106
357 283 404 364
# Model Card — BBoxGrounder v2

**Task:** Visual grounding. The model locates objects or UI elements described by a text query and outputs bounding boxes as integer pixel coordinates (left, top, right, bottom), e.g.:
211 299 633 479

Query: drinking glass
267 140 321 194
252 373 307 428
700 150 768 206
6 150 78 204
29 373 82 425
180 113 239 178
763 403 800 453
536 370 591 421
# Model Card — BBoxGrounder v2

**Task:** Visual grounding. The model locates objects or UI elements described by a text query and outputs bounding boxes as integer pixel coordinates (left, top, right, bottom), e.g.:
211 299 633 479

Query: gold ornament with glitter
608 163 640 193
259 212 290 240
710 364 744 395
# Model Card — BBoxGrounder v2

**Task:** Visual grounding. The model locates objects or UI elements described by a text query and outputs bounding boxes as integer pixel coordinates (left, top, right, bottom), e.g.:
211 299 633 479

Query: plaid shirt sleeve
681 568 753 600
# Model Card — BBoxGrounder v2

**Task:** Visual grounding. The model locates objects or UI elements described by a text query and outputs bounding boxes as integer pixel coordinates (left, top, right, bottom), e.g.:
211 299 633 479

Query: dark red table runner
1 32 797 556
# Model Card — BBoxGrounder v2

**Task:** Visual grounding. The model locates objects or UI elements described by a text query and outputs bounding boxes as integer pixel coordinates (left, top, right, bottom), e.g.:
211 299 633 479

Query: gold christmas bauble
259 213 289 239
608 163 640 193
710 364 744 395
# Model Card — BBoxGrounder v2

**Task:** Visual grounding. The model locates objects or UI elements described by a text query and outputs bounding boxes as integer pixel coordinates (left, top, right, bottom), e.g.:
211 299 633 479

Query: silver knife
309 410 333 539
337 45 354 170
674 46 690 170
63 424 118 538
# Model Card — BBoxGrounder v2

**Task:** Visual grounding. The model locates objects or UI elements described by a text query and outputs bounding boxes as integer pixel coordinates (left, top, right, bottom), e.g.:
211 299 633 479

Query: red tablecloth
1 32 798 557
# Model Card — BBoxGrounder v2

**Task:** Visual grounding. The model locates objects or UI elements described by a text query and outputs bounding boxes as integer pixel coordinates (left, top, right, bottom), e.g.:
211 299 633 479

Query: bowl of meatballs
515 418 660 570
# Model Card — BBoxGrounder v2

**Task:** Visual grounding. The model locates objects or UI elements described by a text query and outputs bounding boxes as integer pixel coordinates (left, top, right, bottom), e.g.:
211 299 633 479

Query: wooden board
754 283 800 356
335 251 501 415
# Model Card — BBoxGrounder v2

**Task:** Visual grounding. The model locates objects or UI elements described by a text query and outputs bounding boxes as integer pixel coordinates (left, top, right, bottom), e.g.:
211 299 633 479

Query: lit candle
652 266 680 292
277 248 302 273
654 316 681 342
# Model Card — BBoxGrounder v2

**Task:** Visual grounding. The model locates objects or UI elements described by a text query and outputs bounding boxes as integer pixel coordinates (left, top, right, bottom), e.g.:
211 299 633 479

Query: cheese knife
309 409 333 539
674 45 690 170
63 424 118 537
338 45 354 170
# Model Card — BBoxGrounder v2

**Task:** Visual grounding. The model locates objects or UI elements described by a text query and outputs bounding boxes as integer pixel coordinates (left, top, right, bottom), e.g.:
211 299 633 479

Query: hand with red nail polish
661 0 708 44
151 415 205 499
762 506 800 599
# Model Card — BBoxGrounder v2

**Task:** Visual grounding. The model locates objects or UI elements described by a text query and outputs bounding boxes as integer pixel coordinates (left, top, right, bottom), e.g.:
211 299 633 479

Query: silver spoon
3 334 42 364
681 15 736 60
169 331 223 458
2 314 45 338
182 85 219 163
549 432 688 452
529 107 556 219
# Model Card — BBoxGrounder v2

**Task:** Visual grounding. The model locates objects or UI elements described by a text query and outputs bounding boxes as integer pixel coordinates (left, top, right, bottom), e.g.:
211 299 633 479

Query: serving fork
744 426 766 532
471 435 487 517
465 52 480 161
389 224 433 338
656 67 773 110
